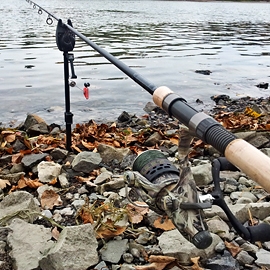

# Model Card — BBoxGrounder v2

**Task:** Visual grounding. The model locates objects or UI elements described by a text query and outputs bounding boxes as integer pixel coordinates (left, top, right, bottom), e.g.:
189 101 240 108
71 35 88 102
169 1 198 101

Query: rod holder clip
67 53 77 79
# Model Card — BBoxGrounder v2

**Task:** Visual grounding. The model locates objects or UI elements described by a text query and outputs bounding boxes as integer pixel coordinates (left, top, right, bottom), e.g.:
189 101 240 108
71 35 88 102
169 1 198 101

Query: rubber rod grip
225 139 270 193
247 223 270 242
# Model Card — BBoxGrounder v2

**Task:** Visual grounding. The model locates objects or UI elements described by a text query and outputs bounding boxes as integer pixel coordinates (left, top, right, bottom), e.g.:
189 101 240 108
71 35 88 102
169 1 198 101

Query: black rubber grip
247 223 270 242
204 124 236 154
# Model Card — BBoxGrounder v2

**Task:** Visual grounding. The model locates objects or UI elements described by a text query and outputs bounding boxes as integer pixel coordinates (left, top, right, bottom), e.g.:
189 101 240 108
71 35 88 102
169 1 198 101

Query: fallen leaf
245 107 261 119
191 256 204 270
78 208 94 224
0 179 11 189
48 178 58 185
51 226 60 240
12 153 23 164
17 179 28 189
41 189 63 209
153 216 175 231
135 255 176 270
96 218 126 239
224 240 241 257
25 179 43 189
126 202 149 224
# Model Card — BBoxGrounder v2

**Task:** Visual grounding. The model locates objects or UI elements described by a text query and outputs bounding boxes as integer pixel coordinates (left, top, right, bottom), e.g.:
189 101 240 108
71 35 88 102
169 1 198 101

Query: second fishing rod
26 0 270 194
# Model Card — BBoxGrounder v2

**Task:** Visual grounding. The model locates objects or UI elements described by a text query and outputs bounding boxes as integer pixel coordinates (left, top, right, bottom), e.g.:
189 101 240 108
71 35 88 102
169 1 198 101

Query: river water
1 0 270 126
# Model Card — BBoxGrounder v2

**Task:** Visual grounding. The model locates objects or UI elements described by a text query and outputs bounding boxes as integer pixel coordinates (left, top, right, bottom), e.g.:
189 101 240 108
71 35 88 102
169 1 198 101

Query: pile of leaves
213 107 270 132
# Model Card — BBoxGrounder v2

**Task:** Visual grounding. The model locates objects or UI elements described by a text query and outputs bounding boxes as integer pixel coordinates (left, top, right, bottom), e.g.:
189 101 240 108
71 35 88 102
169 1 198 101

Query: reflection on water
0 0 270 126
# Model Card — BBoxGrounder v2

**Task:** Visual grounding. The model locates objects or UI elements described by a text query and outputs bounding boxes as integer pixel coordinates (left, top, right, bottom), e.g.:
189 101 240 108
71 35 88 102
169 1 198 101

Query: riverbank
1 96 270 269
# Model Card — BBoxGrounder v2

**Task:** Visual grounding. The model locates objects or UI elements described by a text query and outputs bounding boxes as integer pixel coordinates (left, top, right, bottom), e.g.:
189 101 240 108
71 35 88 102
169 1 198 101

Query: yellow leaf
244 107 261 119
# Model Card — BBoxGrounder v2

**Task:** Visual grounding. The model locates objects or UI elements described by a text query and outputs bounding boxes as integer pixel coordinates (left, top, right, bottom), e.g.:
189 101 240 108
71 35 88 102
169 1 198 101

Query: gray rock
144 132 163 147
58 173 69 188
100 238 129 263
120 263 136 270
50 148 69 161
71 199 85 210
94 171 113 185
255 248 270 268
0 227 12 241
122 253 134 263
12 139 27 152
214 241 226 253
236 250 254 266
236 197 253 204
0 172 25 185
23 114 48 134
157 229 222 265
205 250 239 269
9 163 24 174
72 151 102 173
240 242 259 254
95 261 109 270
0 191 40 225
0 155 12 167
248 133 270 148
98 143 132 164
206 216 230 239
191 162 212 186
98 175 126 194
230 191 257 202
37 161 62 183
7 218 53 270
21 153 48 169
143 102 158 113
39 224 99 270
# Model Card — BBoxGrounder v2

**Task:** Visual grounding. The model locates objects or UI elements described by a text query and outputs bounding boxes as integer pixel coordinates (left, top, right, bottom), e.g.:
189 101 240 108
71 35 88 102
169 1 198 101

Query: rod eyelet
38 9 42 15
46 16 53 25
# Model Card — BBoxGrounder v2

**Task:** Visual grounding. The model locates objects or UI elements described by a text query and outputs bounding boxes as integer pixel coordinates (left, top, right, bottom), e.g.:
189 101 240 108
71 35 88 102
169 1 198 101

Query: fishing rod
25 0 270 247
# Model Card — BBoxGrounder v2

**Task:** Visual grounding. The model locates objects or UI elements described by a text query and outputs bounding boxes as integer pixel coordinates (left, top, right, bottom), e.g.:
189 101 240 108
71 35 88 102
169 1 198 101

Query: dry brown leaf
12 153 23 164
17 179 28 189
153 216 175 231
25 179 43 189
41 189 63 209
75 176 96 182
169 136 179 145
148 255 176 264
224 240 241 257
113 140 121 147
79 208 94 224
0 179 11 189
48 178 58 185
71 144 82 153
126 202 149 224
81 140 95 150
51 226 60 240
135 255 175 270
96 219 126 239
191 256 203 270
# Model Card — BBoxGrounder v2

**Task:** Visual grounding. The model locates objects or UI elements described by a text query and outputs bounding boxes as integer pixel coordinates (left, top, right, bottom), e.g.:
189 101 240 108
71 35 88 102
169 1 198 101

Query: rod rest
211 157 270 243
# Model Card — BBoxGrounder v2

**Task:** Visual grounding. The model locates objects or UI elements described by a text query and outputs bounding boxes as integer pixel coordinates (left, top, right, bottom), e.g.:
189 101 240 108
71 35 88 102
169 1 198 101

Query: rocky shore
1 96 270 270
